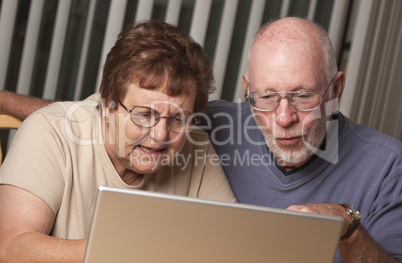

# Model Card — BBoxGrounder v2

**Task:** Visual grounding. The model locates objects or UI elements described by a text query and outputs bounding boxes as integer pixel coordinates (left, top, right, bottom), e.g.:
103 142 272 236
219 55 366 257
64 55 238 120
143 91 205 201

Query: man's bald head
249 17 338 84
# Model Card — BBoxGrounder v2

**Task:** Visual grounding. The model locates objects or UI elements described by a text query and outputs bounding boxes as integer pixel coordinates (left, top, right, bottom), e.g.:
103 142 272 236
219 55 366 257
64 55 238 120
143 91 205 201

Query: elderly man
205 17 402 262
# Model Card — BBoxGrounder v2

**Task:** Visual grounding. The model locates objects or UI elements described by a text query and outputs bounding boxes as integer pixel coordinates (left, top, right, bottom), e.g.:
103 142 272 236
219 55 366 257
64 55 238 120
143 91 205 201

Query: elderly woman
0 20 235 262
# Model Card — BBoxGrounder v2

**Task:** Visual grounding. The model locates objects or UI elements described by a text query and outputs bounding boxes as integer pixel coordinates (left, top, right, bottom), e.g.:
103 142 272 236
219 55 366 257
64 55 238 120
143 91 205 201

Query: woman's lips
137 145 166 156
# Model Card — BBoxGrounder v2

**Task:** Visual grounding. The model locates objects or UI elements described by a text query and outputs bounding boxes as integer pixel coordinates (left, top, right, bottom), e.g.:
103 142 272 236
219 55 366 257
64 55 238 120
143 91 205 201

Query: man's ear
242 74 249 93
333 71 345 100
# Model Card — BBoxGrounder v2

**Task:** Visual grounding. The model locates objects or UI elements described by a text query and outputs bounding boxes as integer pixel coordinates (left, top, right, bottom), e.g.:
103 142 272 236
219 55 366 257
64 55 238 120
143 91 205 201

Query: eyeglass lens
250 91 322 111
130 107 197 134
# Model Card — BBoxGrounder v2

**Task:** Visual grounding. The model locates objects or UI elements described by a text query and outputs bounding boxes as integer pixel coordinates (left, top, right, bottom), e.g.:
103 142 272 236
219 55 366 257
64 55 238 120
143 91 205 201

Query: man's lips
275 136 303 146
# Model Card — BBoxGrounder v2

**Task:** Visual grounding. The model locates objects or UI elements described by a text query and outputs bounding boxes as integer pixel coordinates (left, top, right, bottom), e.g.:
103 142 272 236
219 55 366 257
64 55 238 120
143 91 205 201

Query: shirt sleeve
364 171 402 260
0 112 66 215
196 140 237 203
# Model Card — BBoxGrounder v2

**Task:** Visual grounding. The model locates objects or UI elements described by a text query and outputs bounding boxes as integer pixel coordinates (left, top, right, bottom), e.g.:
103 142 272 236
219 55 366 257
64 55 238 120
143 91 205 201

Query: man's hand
286 203 350 237
286 203 400 263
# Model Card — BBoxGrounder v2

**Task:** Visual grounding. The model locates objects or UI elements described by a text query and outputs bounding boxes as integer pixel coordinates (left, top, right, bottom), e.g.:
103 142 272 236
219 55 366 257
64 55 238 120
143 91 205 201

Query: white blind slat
135 0 154 21
279 0 291 18
210 0 239 100
353 1 384 125
328 0 351 62
190 0 213 47
339 0 377 118
165 0 182 26
43 0 72 99
95 0 127 93
0 0 19 91
377 0 402 133
390 12 402 138
307 0 318 21
233 0 266 102
16 0 45 96
366 1 393 127
74 0 98 100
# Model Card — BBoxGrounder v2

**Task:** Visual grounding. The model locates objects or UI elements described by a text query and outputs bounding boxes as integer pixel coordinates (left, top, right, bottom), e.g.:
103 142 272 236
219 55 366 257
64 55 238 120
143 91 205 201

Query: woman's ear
101 97 116 124
107 100 117 112
103 97 117 114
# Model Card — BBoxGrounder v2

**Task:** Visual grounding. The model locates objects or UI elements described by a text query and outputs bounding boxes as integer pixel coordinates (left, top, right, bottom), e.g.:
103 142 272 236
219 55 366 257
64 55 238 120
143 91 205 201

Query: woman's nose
149 117 169 143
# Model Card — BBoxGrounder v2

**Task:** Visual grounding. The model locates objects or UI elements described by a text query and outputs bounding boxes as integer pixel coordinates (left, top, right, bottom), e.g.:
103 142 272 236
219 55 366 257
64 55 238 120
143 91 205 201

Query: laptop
84 186 343 263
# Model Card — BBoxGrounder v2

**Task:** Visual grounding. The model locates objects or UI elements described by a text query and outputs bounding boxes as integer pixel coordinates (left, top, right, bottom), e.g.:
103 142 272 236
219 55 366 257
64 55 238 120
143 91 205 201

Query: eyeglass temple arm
321 78 334 97
117 99 129 112
244 84 251 100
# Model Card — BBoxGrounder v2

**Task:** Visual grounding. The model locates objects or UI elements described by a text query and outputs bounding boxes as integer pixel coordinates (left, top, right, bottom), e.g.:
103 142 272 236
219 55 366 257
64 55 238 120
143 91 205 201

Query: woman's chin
129 162 163 174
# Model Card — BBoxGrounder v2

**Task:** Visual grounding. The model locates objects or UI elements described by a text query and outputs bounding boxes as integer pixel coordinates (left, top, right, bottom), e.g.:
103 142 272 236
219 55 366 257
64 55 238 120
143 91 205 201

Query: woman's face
104 82 196 178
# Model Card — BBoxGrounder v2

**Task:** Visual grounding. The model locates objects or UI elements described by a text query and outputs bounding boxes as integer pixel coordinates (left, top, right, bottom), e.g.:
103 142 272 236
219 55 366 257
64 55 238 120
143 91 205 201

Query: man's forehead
257 17 317 40
249 44 324 83
252 20 321 61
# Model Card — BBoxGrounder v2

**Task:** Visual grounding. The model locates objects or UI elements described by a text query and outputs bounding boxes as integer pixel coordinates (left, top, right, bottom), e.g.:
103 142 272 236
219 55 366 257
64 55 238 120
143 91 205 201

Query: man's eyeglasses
117 100 199 134
245 78 334 112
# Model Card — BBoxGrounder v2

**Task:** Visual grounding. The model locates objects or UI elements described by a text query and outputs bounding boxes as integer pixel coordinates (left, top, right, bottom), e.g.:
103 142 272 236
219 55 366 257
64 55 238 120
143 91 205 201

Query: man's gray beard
255 116 327 167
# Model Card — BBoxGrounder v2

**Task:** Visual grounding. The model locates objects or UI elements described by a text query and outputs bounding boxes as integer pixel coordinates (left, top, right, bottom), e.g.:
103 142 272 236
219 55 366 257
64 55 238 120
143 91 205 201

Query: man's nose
274 96 299 128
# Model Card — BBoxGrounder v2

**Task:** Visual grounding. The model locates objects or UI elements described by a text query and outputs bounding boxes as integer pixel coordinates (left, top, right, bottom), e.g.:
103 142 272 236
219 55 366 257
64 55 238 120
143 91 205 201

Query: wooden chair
0 114 22 167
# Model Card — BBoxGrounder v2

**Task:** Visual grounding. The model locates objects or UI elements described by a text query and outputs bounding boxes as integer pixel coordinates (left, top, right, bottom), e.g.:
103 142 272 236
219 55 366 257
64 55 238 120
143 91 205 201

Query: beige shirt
0 94 235 239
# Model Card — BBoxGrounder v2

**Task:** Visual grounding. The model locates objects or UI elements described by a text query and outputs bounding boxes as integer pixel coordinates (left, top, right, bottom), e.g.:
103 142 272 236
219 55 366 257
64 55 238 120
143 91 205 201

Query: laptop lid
84 186 343 263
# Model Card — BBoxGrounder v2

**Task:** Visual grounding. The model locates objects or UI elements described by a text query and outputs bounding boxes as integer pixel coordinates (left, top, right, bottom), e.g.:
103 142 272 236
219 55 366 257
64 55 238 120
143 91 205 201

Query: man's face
246 43 330 170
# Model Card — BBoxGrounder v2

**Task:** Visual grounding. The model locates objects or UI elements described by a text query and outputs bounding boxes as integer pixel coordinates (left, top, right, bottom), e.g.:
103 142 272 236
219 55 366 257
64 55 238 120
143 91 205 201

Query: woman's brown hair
99 20 214 113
